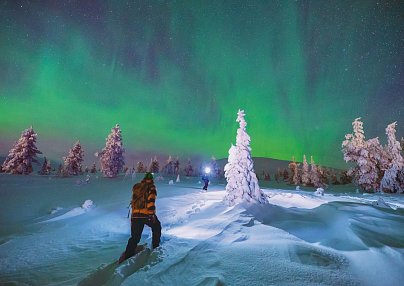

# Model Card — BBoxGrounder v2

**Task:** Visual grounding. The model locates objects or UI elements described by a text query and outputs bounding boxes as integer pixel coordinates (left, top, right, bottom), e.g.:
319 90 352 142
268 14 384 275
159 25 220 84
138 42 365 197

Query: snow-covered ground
0 174 403 285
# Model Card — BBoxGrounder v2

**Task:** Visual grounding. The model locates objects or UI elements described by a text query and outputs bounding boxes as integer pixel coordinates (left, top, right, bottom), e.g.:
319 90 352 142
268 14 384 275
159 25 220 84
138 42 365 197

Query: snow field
0 175 403 285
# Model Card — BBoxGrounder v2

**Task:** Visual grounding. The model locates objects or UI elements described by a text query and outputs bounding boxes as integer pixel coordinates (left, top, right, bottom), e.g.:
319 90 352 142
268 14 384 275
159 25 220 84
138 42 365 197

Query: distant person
201 174 210 190
119 172 161 263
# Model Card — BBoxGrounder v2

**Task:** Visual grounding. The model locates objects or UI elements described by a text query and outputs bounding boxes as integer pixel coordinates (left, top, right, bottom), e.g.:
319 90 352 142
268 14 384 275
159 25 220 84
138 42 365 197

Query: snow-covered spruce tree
39 157 52 175
340 170 352 184
224 110 267 206
288 156 300 185
331 171 340 185
162 155 173 175
2 126 42 174
90 162 97 173
174 158 180 174
282 168 289 181
301 155 310 186
380 122 404 193
63 141 84 176
342 118 386 192
98 124 125 178
149 156 160 173
184 159 194 176
309 156 321 188
136 161 145 173
210 156 220 178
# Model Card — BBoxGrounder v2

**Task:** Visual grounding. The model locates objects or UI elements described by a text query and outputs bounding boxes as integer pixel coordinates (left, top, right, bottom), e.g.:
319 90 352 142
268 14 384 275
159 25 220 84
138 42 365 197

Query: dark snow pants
203 181 209 190
124 216 161 259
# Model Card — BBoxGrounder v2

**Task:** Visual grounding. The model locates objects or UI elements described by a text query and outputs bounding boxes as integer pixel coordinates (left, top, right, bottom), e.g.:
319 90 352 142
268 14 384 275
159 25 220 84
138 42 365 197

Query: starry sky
0 0 403 168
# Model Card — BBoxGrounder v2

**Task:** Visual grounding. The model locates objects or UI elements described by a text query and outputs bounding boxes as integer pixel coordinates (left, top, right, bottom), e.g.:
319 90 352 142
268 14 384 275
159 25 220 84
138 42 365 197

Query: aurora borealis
0 0 402 168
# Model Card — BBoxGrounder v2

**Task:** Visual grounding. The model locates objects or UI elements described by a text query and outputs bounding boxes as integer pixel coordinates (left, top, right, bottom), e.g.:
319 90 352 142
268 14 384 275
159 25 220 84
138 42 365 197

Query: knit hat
144 172 153 180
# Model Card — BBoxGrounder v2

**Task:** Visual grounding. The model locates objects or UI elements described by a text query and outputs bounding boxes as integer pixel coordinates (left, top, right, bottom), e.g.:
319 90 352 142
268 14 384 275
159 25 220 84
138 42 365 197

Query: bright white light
204 167 211 174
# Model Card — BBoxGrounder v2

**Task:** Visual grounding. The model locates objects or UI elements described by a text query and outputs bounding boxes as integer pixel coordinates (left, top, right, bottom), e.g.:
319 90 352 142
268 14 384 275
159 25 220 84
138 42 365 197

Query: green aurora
0 1 402 168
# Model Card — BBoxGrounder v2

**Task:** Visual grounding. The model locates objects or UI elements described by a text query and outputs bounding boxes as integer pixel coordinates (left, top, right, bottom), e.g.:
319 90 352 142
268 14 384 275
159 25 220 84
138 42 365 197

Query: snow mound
82 200 94 210
168 180 174 185
43 200 95 223
314 188 325 196
372 197 392 209
266 191 326 209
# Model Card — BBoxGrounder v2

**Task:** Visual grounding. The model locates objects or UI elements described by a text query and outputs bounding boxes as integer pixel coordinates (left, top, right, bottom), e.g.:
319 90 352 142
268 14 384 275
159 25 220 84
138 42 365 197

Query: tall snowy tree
301 155 310 186
342 118 386 192
224 110 267 206
2 126 42 174
309 156 321 187
98 124 125 178
380 122 404 193
63 141 84 176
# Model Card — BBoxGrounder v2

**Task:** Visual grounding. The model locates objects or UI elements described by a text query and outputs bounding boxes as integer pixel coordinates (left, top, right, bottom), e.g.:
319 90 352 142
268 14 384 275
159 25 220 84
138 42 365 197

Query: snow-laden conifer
163 155 174 174
2 126 42 174
184 159 194 176
288 156 299 185
39 157 52 175
63 141 84 176
98 124 125 178
309 156 321 187
174 158 180 174
380 122 404 193
149 156 160 173
224 110 267 206
301 155 310 186
342 118 386 191
136 161 145 173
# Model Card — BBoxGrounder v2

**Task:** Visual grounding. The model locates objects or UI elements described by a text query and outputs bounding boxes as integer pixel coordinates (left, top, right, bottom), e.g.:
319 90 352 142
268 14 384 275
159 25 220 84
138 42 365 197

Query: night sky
0 0 403 168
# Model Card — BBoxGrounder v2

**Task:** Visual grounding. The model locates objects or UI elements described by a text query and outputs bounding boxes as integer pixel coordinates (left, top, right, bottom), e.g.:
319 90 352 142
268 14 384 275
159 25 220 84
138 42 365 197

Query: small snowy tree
149 156 160 173
288 156 300 185
340 170 352 184
309 156 321 188
330 171 340 185
63 141 84 176
2 126 42 174
39 157 52 175
282 168 289 181
90 162 97 173
136 161 146 173
224 110 267 206
162 155 174 175
98 124 125 178
210 156 220 178
184 159 194 176
380 122 404 193
301 155 310 186
174 158 180 175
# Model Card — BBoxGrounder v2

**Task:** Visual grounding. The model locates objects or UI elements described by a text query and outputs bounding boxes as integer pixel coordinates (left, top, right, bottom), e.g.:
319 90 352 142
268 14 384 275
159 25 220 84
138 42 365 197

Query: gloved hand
148 215 157 224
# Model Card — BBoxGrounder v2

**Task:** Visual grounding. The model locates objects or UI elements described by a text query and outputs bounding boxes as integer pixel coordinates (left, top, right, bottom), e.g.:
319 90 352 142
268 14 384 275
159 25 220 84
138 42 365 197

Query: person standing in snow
119 172 161 263
201 174 209 190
